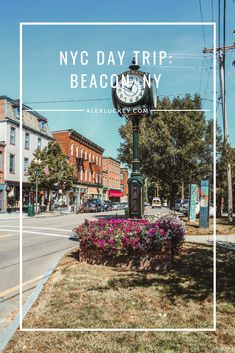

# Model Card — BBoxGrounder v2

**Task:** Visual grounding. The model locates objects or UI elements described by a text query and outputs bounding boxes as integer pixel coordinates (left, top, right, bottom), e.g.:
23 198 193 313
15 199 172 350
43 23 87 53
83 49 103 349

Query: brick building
102 157 122 201
53 129 104 206
120 167 129 202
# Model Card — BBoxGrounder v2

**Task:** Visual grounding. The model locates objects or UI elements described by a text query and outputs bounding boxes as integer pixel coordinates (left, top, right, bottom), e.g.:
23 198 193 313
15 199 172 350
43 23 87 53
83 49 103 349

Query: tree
216 140 235 214
28 142 75 209
118 94 221 207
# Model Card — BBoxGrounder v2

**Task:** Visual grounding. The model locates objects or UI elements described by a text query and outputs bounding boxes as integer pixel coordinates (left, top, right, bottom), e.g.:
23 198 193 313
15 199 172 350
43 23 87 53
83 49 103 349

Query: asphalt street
0 207 169 337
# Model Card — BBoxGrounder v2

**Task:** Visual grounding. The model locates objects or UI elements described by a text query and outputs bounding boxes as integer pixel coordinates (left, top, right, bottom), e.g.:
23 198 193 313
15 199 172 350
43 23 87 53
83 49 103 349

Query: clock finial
129 57 140 71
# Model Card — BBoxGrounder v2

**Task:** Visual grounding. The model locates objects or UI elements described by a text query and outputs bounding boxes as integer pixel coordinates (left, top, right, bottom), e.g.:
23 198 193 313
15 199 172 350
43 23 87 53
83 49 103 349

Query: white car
152 197 161 208
182 201 215 218
179 199 189 214
196 202 215 217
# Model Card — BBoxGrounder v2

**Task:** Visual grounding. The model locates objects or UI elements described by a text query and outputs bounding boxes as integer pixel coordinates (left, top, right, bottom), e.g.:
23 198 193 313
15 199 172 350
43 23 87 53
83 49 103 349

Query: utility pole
203 43 235 222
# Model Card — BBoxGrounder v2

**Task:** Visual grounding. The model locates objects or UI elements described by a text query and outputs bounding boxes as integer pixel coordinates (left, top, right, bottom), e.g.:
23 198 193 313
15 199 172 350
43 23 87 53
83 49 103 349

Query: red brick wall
102 158 120 190
53 131 103 186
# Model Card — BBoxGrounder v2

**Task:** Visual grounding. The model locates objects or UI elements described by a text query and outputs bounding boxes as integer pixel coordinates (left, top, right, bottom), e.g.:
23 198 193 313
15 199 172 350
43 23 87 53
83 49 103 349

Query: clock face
116 74 146 105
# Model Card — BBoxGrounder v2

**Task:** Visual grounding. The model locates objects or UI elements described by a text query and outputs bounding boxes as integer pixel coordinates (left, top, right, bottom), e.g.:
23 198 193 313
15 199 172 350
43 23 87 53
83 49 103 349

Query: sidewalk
185 234 235 250
0 211 69 221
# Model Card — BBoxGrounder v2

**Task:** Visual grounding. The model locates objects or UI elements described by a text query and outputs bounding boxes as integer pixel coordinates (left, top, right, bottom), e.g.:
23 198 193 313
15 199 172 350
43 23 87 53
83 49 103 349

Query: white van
152 197 161 208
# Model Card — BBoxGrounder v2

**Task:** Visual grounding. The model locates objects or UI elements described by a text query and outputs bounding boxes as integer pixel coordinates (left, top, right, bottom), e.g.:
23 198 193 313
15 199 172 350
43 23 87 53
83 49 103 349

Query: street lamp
34 158 42 213
112 59 156 218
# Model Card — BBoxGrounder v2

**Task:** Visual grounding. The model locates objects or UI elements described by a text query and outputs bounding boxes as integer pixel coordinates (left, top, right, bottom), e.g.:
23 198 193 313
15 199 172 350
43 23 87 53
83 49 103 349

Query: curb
32 213 68 218
0 255 62 353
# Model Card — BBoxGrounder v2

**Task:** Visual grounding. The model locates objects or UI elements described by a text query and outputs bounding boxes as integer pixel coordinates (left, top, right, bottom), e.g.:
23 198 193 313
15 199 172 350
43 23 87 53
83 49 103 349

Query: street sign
188 183 198 222
199 179 210 228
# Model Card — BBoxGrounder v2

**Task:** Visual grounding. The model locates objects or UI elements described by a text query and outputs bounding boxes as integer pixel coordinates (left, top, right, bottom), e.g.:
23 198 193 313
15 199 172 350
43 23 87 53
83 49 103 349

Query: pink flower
159 228 166 236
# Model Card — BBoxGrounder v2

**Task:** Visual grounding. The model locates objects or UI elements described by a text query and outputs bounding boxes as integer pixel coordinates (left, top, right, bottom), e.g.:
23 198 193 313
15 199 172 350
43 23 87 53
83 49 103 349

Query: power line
198 56 205 93
24 98 112 104
211 0 214 22
198 0 206 46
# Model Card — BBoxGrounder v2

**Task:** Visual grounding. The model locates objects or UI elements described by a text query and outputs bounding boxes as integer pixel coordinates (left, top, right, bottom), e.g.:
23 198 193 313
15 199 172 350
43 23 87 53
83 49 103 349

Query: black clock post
127 113 144 218
112 59 156 218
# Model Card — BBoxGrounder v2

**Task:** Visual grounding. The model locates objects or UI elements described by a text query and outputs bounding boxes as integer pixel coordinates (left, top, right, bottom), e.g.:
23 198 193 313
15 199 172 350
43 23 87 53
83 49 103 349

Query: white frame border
19 21 216 332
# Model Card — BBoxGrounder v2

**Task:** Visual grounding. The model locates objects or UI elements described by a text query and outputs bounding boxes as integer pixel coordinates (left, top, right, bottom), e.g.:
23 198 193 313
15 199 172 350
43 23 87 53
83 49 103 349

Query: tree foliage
28 141 74 192
118 94 225 202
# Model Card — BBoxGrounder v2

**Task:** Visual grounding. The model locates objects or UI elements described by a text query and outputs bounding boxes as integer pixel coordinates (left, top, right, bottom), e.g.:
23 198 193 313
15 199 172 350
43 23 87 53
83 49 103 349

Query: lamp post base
128 173 144 218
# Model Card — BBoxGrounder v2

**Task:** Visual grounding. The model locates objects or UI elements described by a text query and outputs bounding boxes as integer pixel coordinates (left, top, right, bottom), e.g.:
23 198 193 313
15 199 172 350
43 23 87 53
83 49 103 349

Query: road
0 207 168 336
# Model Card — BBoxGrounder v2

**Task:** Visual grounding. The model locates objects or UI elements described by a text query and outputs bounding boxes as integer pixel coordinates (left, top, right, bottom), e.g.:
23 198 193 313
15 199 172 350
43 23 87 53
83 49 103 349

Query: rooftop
53 129 104 154
102 156 120 164
0 95 48 122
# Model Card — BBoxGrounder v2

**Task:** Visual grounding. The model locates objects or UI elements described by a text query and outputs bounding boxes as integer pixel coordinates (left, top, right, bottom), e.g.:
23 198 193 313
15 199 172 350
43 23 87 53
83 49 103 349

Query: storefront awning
108 189 123 197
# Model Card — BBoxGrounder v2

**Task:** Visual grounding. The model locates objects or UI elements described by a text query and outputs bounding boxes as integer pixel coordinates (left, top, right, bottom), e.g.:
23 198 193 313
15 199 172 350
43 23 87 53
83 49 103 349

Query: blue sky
0 0 234 158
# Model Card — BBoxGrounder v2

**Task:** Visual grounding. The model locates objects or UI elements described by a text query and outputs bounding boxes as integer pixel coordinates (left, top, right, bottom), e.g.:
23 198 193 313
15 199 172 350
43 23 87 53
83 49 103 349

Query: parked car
90 198 105 212
175 199 183 211
196 202 215 217
182 200 199 216
103 200 113 211
112 202 122 210
152 197 161 208
163 200 168 207
119 202 128 210
181 200 215 218
179 199 189 214
78 198 105 213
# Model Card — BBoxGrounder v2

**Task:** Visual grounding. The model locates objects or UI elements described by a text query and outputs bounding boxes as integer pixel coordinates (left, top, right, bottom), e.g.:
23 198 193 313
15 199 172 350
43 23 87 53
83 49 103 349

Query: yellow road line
0 275 42 298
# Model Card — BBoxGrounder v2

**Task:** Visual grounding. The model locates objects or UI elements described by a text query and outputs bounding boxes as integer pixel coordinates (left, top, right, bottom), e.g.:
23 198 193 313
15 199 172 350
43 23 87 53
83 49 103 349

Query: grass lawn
4 244 235 353
184 217 235 235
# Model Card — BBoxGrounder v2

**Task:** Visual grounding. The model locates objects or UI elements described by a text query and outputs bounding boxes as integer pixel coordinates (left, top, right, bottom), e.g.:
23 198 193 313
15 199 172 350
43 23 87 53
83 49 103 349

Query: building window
96 156 98 165
40 121 46 131
80 169 83 181
76 145 79 158
80 148 83 158
71 144 74 156
96 173 98 183
10 127 16 145
121 173 124 180
85 151 88 160
14 106 20 119
9 154 15 174
25 132 30 150
37 137 42 150
24 158 29 175
89 152 91 162
0 152 3 172
121 185 124 192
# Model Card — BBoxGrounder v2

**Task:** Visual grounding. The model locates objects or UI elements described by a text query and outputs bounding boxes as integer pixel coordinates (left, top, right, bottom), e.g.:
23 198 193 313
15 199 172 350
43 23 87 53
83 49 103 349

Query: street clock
115 73 147 106
112 59 157 117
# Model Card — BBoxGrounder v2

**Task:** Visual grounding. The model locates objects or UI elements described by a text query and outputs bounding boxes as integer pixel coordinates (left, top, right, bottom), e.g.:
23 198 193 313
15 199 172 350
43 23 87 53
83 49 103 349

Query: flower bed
73 215 185 272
